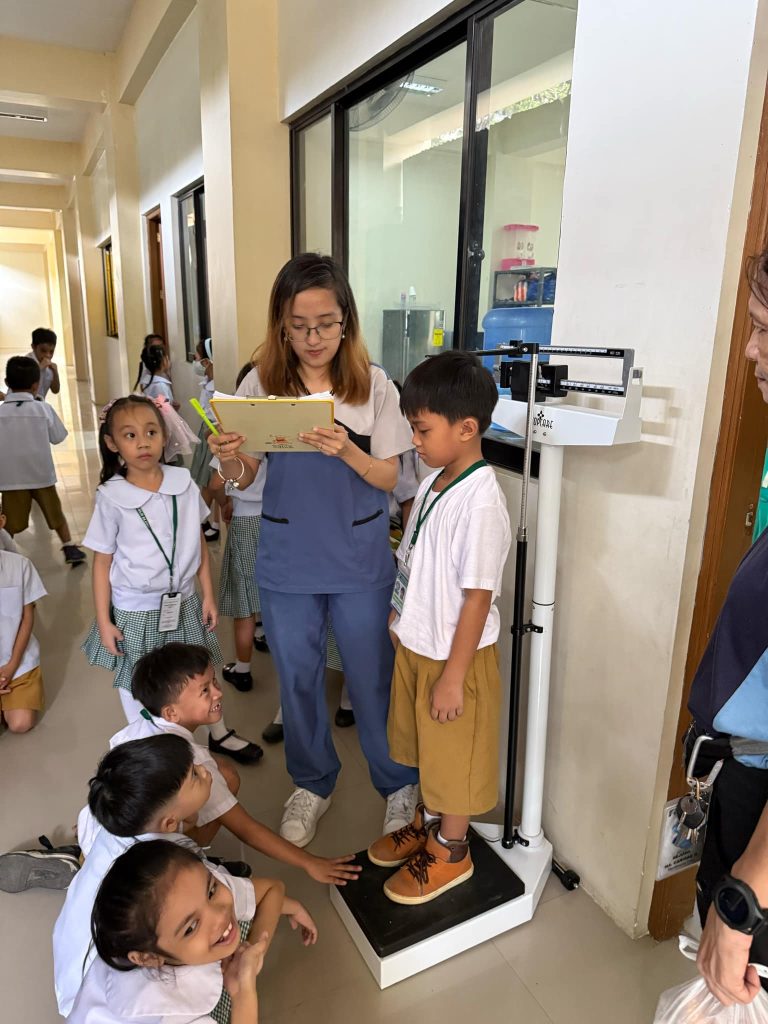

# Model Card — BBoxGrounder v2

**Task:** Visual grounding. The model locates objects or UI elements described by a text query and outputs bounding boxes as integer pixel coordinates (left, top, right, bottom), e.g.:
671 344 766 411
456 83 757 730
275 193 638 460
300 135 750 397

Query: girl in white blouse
68 840 317 1024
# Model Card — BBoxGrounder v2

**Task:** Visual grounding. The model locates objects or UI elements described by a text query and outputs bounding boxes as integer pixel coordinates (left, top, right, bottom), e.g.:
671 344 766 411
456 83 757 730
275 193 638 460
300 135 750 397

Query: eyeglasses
286 321 344 343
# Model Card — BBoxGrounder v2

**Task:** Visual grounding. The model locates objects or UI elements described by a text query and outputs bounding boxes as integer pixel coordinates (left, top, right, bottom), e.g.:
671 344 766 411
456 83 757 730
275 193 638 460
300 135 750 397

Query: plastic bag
655 935 768 1022
654 976 768 1022
152 395 201 461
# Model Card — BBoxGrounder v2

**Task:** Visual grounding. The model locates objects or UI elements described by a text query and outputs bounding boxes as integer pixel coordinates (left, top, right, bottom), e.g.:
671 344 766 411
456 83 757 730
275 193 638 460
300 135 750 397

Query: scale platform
331 828 552 988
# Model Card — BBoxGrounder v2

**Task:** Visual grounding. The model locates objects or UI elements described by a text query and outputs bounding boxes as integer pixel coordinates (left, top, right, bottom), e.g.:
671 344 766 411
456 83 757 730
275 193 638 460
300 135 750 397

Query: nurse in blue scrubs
212 254 419 848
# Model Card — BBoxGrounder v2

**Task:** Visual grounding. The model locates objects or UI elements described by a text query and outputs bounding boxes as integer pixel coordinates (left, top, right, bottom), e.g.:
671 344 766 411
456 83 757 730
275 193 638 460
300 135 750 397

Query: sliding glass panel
348 44 466 381
296 114 333 254
469 0 577 359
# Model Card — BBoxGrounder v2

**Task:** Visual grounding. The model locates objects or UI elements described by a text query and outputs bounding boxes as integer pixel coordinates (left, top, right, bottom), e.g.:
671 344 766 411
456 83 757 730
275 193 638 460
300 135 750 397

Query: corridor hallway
0 371 698 1022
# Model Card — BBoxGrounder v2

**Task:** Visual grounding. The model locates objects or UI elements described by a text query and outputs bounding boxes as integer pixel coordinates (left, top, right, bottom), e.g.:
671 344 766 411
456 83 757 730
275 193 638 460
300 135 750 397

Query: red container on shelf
501 223 538 268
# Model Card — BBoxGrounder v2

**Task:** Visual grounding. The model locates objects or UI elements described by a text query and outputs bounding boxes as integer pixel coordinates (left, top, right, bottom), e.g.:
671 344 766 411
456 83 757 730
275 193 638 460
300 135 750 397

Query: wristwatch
713 875 768 935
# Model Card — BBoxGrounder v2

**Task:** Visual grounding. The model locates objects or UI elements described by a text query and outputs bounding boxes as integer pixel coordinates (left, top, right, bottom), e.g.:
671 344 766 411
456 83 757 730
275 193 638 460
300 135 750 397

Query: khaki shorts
388 643 501 816
2 486 65 535
1 665 45 712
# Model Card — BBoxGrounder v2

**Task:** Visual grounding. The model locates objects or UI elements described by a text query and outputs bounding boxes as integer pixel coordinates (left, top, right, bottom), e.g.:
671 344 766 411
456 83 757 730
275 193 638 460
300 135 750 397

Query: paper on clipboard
210 392 334 453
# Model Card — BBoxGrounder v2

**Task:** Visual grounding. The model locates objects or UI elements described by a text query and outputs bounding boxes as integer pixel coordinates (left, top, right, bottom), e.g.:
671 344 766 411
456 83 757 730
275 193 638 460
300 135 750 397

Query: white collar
5 391 36 402
103 958 223 1019
140 711 195 744
99 465 191 510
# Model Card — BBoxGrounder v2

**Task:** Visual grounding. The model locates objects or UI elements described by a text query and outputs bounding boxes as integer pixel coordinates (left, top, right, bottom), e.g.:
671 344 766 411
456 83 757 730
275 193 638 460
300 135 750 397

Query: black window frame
176 178 211 362
288 0 572 475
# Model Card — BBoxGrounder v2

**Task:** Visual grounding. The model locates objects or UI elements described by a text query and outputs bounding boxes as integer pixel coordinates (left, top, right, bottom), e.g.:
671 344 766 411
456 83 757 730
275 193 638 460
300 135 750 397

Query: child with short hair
119 643 362 885
52 734 242 1017
0 355 86 565
368 350 511 904
0 543 47 733
69 840 316 1024
28 326 60 400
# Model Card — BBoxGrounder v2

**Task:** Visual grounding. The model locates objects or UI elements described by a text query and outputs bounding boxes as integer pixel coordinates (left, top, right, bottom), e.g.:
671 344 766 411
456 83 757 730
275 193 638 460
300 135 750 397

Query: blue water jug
480 306 554 373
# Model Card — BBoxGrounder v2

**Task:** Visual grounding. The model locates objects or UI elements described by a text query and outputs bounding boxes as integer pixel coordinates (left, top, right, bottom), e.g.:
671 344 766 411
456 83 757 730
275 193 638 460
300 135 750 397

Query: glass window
178 181 211 359
100 240 118 338
467 0 576 354
348 44 466 383
296 115 332 254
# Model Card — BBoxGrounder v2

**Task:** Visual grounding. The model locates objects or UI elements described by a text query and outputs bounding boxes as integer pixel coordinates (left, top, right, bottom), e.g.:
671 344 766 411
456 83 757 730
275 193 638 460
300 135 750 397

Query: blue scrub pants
259 585 419 799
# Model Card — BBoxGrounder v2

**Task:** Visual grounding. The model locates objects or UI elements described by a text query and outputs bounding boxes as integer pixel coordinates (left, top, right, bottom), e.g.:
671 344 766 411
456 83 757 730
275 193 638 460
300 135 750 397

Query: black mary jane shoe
208 730 264 765
334 706 356 728
253 634 270 654
222 663 254 693
261 721 284 744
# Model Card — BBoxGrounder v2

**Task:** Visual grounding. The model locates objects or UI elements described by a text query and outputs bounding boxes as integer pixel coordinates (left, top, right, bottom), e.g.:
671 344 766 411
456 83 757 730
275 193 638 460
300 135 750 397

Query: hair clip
99 399 117 424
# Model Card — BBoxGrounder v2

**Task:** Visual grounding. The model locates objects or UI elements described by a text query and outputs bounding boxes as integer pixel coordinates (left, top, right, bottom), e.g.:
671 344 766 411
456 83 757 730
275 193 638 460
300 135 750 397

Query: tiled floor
0 373 698 1022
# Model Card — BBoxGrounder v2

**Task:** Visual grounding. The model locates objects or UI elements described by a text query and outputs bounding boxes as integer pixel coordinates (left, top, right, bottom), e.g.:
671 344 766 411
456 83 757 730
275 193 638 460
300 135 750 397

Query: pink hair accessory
98 399 117 424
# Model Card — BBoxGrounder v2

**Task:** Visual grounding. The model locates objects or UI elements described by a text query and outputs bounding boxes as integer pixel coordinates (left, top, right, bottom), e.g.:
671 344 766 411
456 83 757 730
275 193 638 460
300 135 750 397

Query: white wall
280 0 768 936
134 8 204 415
0 248 50 359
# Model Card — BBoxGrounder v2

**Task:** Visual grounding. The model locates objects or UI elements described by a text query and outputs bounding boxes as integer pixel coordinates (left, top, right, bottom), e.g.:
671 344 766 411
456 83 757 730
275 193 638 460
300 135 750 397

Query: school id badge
158 592 182 633
391 559 410 616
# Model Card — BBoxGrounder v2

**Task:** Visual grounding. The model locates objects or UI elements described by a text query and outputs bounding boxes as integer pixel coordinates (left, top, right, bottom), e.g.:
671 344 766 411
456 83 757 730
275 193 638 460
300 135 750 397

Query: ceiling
0 0 135 53
0 102 92 143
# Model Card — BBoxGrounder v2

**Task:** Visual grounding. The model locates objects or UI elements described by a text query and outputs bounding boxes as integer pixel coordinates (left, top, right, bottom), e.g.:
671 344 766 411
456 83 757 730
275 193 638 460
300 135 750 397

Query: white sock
254 622 265 640
273 706 283 725
209 718 249 751
437 830 465 847
234 660 250 673
209 522 220 532
423 809 441 826
339 683 352 711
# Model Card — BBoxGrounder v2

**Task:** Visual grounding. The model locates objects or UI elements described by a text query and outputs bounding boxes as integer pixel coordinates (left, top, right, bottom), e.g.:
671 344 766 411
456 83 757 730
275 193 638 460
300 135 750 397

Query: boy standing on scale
368 350 511 904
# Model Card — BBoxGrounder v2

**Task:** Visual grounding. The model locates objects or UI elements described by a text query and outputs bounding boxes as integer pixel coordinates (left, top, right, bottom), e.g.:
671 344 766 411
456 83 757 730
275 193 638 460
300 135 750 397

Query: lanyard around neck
409 460 487 551
136 495 178 590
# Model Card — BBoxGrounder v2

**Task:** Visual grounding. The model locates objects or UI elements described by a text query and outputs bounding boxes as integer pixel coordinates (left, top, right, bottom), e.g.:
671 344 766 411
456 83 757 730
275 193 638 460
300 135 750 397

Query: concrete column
61 202 90 382
197 0 290 391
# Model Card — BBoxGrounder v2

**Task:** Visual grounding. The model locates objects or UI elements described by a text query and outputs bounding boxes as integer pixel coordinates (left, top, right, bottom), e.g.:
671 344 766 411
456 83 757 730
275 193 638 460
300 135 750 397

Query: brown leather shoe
368 804 429 867
384 826 473 905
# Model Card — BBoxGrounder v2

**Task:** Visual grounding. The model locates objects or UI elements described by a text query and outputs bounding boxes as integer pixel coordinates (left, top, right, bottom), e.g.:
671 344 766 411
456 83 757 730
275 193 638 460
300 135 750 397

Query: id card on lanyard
391 460 487 615
137 496 180 632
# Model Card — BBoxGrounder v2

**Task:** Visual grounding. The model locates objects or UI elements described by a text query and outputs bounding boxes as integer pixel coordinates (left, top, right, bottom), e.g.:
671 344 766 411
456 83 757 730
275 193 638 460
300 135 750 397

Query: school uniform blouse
54 830 207 1017
0 391 67 490
142 375 174 404
83 466 209 611
0 550 46 678
209 456 267 517
63 860 255 1024
26 351 53 399
236 365 413 593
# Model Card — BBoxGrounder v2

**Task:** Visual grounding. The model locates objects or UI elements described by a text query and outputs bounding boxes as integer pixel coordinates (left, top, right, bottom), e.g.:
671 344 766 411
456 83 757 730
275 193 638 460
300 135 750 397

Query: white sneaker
383 784 419 835
280 788 331 848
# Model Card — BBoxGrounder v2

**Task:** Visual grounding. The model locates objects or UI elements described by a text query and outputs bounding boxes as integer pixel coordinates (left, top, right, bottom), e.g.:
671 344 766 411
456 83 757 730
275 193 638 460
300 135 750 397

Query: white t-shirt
0 550 46 677
391 465 512 660
26 350 54 399
236 363 413 461
83 466 210 611
209 456 266 517
56 833 254 1021
141 375 174 404
77 716 237 851
0 391 67 490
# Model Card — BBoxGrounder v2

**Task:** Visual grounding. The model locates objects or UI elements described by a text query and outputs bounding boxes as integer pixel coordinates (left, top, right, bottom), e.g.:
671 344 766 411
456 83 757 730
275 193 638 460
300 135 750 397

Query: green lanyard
408 460 487 552
136 495 178 592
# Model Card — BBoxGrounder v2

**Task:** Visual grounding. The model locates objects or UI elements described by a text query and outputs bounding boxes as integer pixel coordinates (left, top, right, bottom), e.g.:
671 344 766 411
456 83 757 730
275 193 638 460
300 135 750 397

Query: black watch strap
713 875 768 936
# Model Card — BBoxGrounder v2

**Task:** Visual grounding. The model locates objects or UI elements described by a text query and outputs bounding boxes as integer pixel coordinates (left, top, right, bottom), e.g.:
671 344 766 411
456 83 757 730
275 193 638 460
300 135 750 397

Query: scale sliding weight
331 343 644 988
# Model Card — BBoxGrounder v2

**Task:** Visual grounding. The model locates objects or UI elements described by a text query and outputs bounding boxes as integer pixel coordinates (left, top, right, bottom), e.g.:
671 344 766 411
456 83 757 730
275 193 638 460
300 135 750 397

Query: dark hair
138 344 168 394
235 361 254 390
748 248 768 307
88 735 194 836
399 350 498 433
31 327 56 349
255 253 370 404
131 644 213 716
196 338 213 361
5 355 41 391
92 840 203 971
98 395 166 484
133 334 166 389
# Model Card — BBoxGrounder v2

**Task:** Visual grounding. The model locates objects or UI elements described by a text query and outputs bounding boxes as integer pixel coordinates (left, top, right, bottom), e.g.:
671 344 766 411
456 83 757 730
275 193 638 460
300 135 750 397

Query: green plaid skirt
81 593 223 692
219 516 261 619
326 622 342 673
190 421 212 488
210 920 252 1024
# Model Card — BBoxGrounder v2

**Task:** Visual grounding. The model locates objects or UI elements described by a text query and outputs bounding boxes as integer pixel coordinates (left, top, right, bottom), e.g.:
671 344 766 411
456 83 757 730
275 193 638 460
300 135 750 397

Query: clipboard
210 396 334 453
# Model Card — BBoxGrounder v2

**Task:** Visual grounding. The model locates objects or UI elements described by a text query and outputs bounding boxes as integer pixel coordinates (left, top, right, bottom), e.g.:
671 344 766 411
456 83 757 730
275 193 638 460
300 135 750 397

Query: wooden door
648 84 768 940
146 208 168 341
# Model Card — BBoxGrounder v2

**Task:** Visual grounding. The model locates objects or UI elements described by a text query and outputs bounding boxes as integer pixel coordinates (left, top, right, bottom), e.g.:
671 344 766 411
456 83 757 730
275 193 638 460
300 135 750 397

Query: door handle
746 502 756 531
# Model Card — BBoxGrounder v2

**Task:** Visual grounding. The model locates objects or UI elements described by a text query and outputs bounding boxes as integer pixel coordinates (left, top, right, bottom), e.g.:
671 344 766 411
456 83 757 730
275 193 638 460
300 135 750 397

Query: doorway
146 208 168 342
648 83 768 940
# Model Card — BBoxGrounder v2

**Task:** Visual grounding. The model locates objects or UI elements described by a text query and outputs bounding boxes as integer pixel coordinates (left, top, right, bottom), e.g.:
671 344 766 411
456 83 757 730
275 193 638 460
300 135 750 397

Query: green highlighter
189 398 220 436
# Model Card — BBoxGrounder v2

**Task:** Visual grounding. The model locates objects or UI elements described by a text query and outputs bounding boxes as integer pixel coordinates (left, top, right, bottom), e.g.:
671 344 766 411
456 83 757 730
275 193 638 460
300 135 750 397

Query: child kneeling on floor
368 350 511 905
68 839 316 1024
0 538 47 733
95 643 362 886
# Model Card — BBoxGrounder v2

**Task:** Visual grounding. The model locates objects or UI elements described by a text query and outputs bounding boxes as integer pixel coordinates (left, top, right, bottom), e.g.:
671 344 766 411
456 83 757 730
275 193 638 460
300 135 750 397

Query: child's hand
201 597 218 631
98 622 124 657
223 933 268 998
39 356 52 370
288 904 318 946
0 664 16 694
430 672 464 723
220 497 234 525
305 853 362 886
